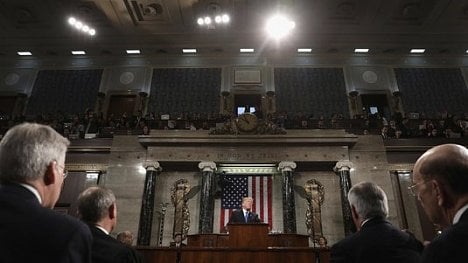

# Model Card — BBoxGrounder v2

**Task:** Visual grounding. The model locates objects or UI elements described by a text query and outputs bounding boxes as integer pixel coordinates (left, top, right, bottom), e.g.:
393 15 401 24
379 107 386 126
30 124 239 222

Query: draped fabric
220 175 272 231
394 68 468 116
27 69 103 116
274 68 349 118
148 68 221 115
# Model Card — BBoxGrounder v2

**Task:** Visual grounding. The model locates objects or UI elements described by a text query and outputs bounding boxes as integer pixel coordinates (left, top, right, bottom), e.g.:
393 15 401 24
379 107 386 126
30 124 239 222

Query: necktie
245 212 249 222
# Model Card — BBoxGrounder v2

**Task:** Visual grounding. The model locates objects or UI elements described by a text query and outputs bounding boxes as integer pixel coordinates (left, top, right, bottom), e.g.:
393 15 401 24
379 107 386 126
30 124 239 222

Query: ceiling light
215 15 222 23
75 21 83 30
266 14 295 40
17 51 32 56
71 50 86 55
82 25 89 32
410 49 425 54
197 18 204 25
240 48 254 53
297 48 312 53
126 49 141 54
88 29 96 36
68 17 76 25
354 48 369 53
222 14 230 23
183 49 197 53
204 16 211 25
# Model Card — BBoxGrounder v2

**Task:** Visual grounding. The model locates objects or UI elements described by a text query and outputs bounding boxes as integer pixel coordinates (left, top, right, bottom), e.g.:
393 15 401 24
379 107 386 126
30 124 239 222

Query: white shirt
453 203 468 224
19 183 42 205
95 225 110 235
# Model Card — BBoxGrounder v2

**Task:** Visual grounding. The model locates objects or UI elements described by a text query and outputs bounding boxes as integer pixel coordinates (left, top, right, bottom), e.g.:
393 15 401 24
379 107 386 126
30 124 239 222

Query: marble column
334 160 356 236
278 161 297 233
198 161 217 233
137 162 162 245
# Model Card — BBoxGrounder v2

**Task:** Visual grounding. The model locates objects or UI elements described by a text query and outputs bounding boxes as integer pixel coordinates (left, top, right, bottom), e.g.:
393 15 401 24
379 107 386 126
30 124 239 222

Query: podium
228 223 269 248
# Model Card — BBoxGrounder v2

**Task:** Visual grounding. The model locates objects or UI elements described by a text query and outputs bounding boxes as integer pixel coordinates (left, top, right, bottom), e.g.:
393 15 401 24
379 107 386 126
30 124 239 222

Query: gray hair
77 187 116 224
0 123 70 183
348 182 389 220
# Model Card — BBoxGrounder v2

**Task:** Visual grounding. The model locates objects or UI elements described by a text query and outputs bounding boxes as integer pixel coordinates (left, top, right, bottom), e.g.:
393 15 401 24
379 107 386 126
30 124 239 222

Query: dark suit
0 183 92 263
229 209 261 223
331 217 423 263
421 209 468 263
89 226 141 263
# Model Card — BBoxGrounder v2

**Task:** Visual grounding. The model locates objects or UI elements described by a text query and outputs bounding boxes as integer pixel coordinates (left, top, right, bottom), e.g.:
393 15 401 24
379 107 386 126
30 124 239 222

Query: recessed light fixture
17 51 32 56
465 49 468 53
265 14 295 40
297 48 312 53
354 48 369 53
410 49 425 54
240 48 254 53
126 49 141 54
182 49 197 53
71 50 86 55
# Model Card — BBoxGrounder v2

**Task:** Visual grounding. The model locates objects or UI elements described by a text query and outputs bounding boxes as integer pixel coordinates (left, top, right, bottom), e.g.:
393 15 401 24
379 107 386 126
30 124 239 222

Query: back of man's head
416 144 468 196
0 123 69 184
77 187 116 224
348 181 389 220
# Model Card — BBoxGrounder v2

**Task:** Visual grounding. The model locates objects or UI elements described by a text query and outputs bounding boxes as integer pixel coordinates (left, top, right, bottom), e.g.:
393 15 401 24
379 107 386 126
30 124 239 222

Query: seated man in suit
229 196 262 223
412 144 468 263
0 123 92 263
331 182 423 263
77 186 141 263
169 233 187 247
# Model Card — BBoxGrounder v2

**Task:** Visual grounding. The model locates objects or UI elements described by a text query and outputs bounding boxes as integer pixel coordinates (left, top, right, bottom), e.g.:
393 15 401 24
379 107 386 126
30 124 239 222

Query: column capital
334 160 353 172
278 161 297 172
146 161 162 172
198 161 217 172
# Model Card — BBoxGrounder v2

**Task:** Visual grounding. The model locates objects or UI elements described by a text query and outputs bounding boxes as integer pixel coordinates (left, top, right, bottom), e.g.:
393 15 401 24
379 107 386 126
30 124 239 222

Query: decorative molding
278 161 297 172
198 161 217 172
333 160 353 172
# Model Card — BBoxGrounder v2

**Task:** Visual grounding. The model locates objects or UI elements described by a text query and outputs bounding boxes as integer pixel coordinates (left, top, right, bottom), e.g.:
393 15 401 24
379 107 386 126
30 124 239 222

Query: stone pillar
137 162 162 245
333 160 356 236
278 161 297 233
198 161 217 233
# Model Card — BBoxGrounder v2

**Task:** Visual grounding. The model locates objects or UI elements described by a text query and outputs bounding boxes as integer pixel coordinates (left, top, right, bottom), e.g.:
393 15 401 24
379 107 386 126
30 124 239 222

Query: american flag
220 175 272 231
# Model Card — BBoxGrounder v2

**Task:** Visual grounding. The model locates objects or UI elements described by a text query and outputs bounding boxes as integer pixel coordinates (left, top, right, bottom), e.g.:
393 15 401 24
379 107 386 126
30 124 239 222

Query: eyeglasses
56 163 68 179
408 181 429 196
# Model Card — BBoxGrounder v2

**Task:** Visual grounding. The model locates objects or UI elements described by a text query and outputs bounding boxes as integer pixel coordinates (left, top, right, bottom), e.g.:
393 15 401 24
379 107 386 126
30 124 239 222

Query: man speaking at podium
229 197 262 223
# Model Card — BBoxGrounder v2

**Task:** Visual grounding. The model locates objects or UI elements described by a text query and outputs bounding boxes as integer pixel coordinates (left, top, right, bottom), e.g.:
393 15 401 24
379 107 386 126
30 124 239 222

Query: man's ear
109 203 117 219
351 204 360 227
43 162 57 186
433 180 452 208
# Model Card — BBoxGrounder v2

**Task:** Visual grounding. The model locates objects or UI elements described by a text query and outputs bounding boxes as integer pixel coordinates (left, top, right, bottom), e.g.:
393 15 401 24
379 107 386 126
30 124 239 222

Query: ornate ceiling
1 0 468 58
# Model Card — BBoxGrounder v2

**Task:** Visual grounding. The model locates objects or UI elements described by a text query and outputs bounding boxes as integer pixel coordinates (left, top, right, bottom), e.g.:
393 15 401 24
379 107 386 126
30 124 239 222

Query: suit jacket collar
0 183 41 206
360 217 387 229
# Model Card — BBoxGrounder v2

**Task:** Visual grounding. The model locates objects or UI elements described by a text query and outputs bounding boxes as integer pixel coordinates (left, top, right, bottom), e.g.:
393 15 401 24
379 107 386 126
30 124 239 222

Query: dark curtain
394 68 468 116
274 68 349 118
27 69 103 116
148 68 221 114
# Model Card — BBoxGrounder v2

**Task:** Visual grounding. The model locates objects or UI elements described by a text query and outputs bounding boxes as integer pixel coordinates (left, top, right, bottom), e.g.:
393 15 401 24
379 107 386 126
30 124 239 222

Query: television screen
237 107 245 115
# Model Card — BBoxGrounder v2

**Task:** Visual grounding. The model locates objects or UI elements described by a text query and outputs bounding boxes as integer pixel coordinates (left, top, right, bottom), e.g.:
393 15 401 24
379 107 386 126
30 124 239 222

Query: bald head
414 144 468 196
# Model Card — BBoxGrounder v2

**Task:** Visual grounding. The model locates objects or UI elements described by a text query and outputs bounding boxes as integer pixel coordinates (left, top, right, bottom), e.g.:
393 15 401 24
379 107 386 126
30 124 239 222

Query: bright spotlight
204 16 211 24
197 17 204 25
215 15 222 23
75 21 83 30
68 17 76 25
265 15 295 39
222 14 230 23
82 25 89 32
89 29 96 36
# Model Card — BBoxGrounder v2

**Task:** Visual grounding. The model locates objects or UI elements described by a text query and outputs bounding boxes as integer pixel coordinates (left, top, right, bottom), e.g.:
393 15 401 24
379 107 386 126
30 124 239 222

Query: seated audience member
331 182 423 263
169 233 187 247
412 144 468 263
77 187 141 263
0 123 92 263
229 196 262 223
318 236 329 249
117 231 135 246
